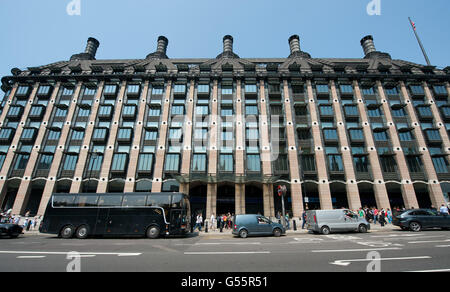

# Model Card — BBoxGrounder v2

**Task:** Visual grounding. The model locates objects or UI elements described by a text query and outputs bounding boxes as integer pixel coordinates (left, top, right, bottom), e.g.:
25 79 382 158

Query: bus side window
75 196 99 207
122 195 147 207
98 195 123 207
53 195 76 207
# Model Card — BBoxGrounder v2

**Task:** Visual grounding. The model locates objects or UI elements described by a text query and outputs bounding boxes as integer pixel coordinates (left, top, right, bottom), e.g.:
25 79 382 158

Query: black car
393 209 450 232
0 216 23 238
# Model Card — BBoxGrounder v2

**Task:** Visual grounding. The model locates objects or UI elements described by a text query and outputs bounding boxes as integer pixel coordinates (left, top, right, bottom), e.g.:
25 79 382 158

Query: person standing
379 209 386 227
301 210 307 229
210 213 217 231
440 204 449 215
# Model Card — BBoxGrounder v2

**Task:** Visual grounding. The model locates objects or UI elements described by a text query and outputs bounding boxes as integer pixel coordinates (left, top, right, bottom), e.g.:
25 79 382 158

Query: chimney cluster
69 34 391 61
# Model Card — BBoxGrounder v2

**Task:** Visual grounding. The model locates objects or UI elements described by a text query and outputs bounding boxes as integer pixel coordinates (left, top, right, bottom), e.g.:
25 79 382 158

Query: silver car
306 209 370 235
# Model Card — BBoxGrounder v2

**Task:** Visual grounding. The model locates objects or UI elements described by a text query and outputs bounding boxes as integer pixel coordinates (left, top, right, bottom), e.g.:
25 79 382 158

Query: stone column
354 81 391 209
235 79 245 215
206 79 218 219
306 80 333 209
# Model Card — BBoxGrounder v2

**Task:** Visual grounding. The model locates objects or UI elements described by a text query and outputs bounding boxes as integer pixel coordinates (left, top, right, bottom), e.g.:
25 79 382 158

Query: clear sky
0 0 449 82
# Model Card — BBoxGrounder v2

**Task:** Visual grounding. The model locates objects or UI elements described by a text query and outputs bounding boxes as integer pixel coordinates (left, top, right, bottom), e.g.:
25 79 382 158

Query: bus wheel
75 225 89 239
146 226 160 239
60 225 74 239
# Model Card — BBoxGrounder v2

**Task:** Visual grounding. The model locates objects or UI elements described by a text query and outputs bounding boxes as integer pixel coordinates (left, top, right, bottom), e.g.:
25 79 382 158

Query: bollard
205 222 208 233
293 219 297 231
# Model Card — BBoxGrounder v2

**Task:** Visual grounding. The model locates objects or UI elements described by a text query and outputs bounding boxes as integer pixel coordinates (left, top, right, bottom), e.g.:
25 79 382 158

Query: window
148 107 161 116
219 154 234 172
380 156 397 172
374 131 388 141
127 84 141 95
362 87 375 95
349 129 364 140
354 156 369 172
433 85 447 95
295 106 307 116
122 105 136 117
173 84 186 94
196 105 209 115
118 128 132 140
152 86 164 95
103 85 117 96
165 154 180 172
62 87 74 96
301 155 316 171
340 85 353 94
247 154 261 172
221 108 233 117
328 155 344 171
410 85 425 95
21 128 35 140
316 84 329 93
55 108 68 117
432 157 449 173
171 105 184 115
192 154 207 172
392 108 406 117
399 131 414 141
245 84 257 93
246 105 258 115
37 154 53 170
16 86 30 96
78 108 90 117
87 154 103 171
222 86 233 95
297 128 311 140
47 130 61 141
368 108 382 117
273 154 288 172
137 153 154 173
198 84 209 93
71 130 84 141
344 105 358 116
29 106 44 117
111 153 127 172
194 128 208 140
417 106 433 117
407 156 423 173
323 129 338 140
98 106 112 117
385 87 399 95
292 85 304 94
425 129 441 141
13 154 29 170
168 128 182 140
62 155 78 171
320 105 333 116
246 128 259 140
98 196 123 207
93 128 107 141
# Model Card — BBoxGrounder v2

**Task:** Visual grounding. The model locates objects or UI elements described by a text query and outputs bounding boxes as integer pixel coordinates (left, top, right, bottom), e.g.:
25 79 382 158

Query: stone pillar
206 79 219 219
37 82 84 215
354 81 391 209
306 80 333 209
124 81 150 192
12 83 61 214
378 81 419 209
97 81 127 193
330 81 361 210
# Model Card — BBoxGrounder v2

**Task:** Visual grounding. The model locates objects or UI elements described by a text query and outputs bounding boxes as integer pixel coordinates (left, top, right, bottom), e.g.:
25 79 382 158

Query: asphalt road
0 229 449 272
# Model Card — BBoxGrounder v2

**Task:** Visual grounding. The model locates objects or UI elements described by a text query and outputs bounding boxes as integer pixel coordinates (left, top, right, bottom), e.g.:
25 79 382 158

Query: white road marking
405 268 450 272
312 247 402 253
408 239 450 244
435 245 450 248
330 256 431 266
325 235 362 241
184 251 271 255
356 241 404 248
194 242 261 245
17 256 46 259
0 251 141 257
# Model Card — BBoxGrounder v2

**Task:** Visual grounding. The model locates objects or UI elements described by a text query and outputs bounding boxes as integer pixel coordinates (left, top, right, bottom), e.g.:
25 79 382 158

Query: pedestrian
194 213 203 232
223 214 228 229
379 209 386 227
440 204 449 215
387 209 392 224
210 213 216 231
301 210 307 229
285 213 290 230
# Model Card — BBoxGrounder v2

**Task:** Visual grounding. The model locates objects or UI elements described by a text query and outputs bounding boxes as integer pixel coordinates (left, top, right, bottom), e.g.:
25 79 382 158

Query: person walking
301 210 307 229
194 214 203 232
379 209 386 227
440 204 449 215
285 213 290 230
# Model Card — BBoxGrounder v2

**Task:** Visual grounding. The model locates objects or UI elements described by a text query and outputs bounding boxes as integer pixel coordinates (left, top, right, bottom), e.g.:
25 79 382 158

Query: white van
306 209 370 234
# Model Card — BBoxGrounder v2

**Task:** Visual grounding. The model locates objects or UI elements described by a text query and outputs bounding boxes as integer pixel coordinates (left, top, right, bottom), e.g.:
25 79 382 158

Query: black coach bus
39 192 191 239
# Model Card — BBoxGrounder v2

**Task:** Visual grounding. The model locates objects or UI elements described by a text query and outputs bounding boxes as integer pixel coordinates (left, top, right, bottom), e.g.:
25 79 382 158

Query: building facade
1 34 450 221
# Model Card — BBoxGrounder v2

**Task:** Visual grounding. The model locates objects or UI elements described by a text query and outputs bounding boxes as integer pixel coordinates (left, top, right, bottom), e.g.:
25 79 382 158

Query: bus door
94 208 110 235
169 209 183 234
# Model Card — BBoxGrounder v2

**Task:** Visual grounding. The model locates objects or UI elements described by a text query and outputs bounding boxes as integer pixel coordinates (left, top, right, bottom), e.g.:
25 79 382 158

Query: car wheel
75 225 89 239
239 229 248 239
409 222 422 232
321 226 331 235
146 226 160 239
60 225 75 239
358 224 368 233
273 228 282 237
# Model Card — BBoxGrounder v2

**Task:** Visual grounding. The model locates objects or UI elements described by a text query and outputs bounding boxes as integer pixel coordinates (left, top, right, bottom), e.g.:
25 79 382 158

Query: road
0 229 449 272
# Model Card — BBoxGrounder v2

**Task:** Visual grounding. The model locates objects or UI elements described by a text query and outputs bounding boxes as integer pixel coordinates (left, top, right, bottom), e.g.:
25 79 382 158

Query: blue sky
0 0 449 82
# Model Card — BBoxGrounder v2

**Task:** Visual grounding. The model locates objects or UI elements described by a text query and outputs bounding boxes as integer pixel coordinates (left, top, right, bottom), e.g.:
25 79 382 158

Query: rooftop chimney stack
84 37 100 59
146 36 169 59
223 35 234 53
288 35 301 55
360 35 377 56
156 36 169 55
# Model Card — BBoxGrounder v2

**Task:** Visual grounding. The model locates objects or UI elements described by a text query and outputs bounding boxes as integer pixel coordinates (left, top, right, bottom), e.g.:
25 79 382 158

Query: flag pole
408 17 431 66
